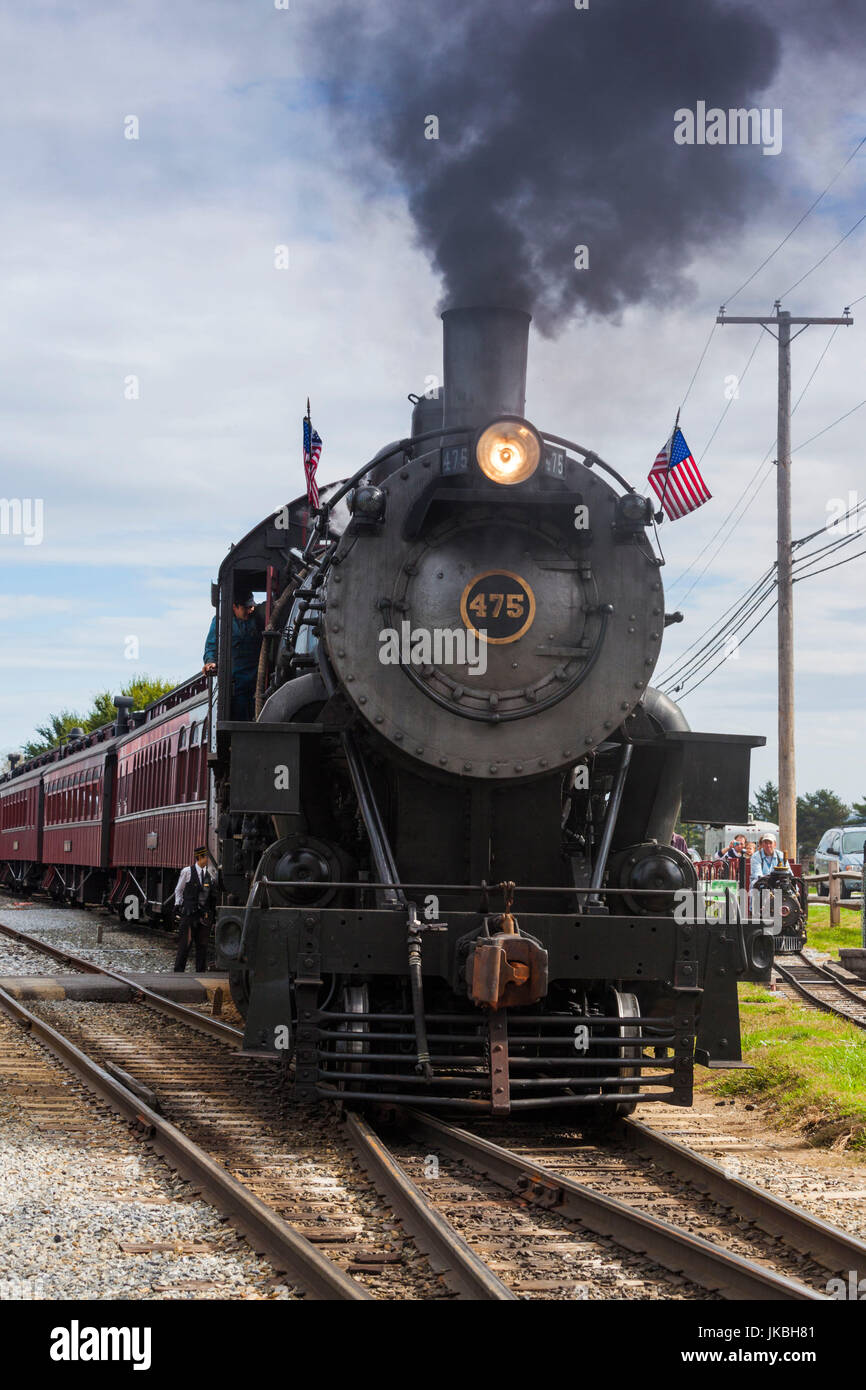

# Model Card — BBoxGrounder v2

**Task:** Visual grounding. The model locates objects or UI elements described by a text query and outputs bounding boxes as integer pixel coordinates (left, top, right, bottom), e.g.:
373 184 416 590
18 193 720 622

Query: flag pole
302 397 311 546
654 406 680 523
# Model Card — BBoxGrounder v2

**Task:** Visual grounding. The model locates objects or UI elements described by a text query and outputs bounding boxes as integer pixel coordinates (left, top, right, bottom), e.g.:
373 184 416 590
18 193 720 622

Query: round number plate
459 569 536 645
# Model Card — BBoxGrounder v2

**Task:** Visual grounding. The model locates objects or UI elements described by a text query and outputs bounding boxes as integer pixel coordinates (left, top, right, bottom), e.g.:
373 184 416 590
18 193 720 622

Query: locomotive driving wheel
333 983 370 1086
608 987 641 1118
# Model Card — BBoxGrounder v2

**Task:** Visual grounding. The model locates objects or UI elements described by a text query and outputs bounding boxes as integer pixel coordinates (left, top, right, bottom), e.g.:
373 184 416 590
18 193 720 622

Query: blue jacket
750 847 783 881
204 610 262 684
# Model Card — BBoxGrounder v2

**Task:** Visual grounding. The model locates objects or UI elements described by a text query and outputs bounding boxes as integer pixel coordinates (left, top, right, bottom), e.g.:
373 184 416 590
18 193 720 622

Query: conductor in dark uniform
173 847 215 973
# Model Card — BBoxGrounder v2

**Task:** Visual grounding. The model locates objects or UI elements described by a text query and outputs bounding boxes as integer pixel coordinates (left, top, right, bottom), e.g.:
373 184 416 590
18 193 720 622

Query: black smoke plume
311 0 856 334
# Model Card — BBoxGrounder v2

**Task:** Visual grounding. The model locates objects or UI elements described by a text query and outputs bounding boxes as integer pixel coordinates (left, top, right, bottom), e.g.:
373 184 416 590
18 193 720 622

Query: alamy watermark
675 102 782 156
378 621 488 676
674 887 782 930
0 498 43 546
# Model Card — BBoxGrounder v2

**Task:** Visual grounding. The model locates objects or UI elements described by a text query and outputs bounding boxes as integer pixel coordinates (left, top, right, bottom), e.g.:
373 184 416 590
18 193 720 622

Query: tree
85 676 176 733
851 795 866 822
23 710 87 760
21 675 178 758
749 781 778 822
795 789 850 859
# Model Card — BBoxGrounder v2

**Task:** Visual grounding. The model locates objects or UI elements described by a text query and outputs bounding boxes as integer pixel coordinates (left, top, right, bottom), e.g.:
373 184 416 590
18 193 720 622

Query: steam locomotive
208 306 775 1116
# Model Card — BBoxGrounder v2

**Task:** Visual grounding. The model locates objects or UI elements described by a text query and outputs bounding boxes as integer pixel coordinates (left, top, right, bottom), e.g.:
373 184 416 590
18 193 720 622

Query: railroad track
4 918 864 1301
774 950 866 1030
345 1107 866 1300
0 919 241 1044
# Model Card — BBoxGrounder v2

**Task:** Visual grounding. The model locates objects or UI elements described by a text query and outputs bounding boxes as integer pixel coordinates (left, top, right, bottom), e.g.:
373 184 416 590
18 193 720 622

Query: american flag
303 415 322 510
647 426 711 521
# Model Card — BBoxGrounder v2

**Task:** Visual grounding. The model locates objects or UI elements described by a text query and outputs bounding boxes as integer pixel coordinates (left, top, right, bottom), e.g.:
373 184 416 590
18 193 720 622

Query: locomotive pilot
202 592 264 720
173 847 215 973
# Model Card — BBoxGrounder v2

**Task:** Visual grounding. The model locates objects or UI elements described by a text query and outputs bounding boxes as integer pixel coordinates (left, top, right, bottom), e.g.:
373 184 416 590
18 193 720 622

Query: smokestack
442 307 530 431
8 753 21 771
113 696 135 736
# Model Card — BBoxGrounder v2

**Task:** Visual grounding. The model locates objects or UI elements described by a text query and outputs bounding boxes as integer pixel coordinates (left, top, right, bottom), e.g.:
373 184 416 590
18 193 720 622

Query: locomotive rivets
331 623 340 632
562 750 571 758
333 575 341 584
650 632 659 640
652 583 661 591
584 736 593 744
375 715 383 724
416 747 424 755
422 458 431 468
400 469 409 479
539 758 548 767
644 658 654 666
652 607 661 615
621 702 629 710
395 733 403 742
346 674 355 682
439 757 448 765
338 650 346 658
629 614 636 620
511 662 518 669
603 721 612 729
464 762 472 771
514 763 523 773
489 764 498 773
634 681 643 688
359 696 367 705
628 626 635 634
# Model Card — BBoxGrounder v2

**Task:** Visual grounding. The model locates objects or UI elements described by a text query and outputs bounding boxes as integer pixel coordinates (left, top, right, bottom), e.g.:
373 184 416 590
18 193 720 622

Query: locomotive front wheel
334 983 370 1086
609 987 641 1119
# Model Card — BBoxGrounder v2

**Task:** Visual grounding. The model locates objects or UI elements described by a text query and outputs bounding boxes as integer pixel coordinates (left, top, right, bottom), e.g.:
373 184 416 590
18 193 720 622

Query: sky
1 1 865 806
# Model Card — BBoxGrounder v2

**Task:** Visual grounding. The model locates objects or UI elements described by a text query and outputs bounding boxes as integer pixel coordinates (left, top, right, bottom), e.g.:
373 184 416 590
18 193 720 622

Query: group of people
722 831 785 882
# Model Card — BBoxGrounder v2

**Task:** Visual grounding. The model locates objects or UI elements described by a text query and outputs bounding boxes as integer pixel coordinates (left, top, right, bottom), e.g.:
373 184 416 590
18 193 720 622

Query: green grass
698 982 866 1154
804 903 863 958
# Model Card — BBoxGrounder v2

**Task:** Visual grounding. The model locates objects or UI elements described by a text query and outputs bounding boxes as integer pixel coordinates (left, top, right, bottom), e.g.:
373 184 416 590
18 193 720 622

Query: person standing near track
173 846 215 973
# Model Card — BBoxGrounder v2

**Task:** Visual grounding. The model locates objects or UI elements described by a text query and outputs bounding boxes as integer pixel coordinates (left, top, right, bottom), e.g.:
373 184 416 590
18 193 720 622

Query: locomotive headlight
475 417 541 485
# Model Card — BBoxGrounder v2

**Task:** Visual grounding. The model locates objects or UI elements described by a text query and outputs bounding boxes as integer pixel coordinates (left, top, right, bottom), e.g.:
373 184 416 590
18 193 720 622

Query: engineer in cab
203 592 264 720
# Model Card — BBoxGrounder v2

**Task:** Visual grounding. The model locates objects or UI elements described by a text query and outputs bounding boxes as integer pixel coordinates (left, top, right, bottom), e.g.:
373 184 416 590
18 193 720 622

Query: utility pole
717 302 853 862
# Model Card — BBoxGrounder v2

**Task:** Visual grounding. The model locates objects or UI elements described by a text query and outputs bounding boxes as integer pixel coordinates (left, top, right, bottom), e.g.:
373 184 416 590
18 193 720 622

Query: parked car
814 826 866 896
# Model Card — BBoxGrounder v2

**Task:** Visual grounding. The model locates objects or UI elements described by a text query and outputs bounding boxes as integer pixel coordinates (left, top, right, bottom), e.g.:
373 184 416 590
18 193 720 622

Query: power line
792 542 866 584
657 563 775 683
663 496 866 690
725 135 866 307
779 208 866 299
671 598 779 700
697 329 765 459
662 495 866 695
679 320 718 411
791 395 866 453
668 323 842 597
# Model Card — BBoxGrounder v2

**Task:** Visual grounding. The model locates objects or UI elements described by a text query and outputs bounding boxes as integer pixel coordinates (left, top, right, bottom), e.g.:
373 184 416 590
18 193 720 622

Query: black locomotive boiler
211 306 772 1116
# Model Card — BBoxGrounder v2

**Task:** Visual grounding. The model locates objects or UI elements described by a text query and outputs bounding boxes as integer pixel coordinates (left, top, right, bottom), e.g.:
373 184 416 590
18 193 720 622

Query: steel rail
822 958 866 993
774 951 866 1032
399 1111 826 1301
344 1112 516 1300
0 919 242 1045
0 983 367 1300
620 1117 866 1277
